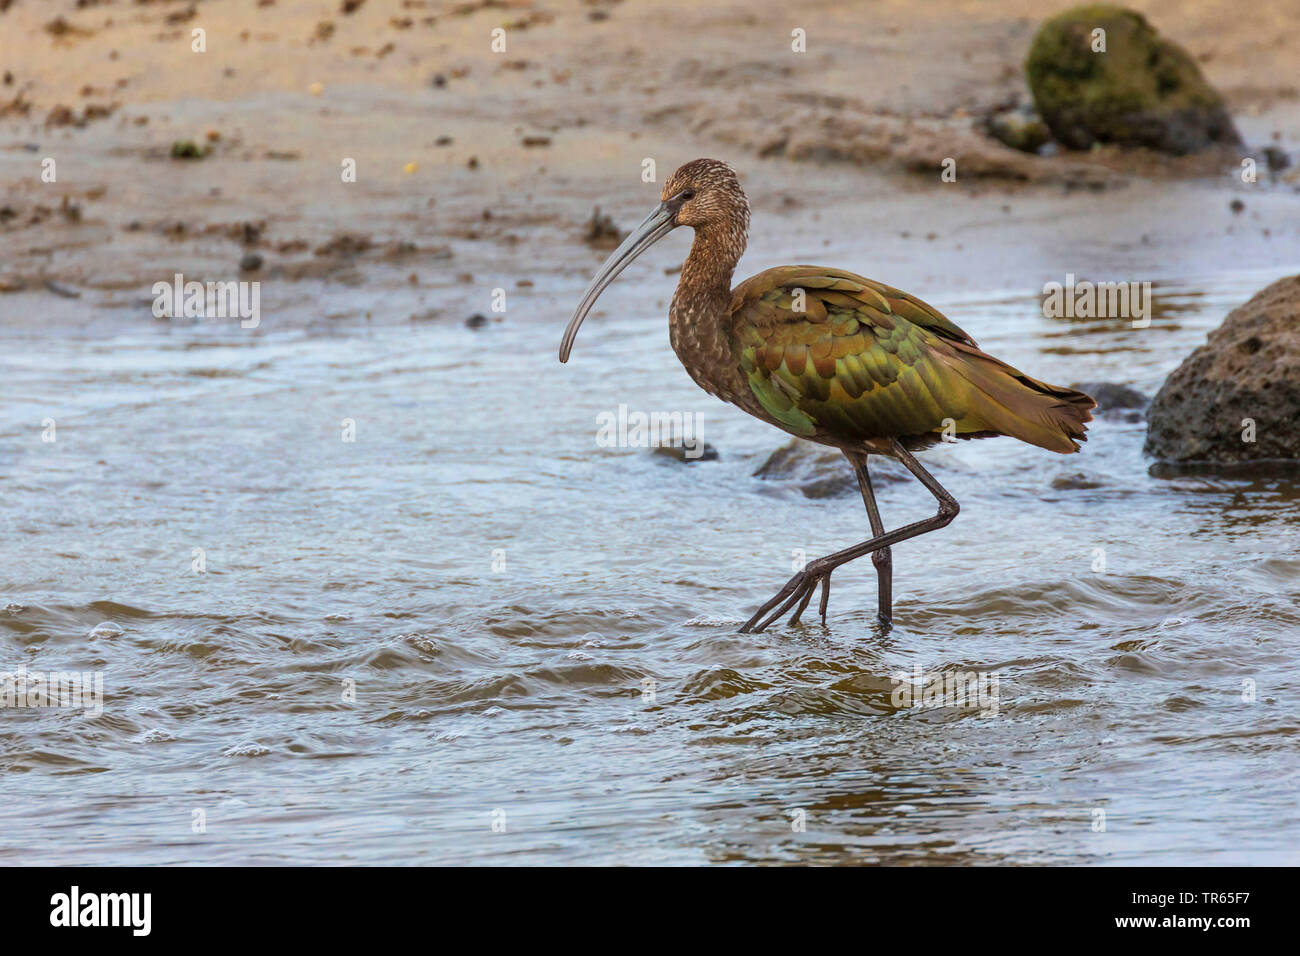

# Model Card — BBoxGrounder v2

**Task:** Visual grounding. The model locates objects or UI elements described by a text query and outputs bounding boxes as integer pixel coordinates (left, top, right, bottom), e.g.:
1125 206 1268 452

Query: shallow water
2 265 1298 865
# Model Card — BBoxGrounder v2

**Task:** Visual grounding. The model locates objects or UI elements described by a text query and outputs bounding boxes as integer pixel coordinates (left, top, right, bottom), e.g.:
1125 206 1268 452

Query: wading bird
560 159 1094 633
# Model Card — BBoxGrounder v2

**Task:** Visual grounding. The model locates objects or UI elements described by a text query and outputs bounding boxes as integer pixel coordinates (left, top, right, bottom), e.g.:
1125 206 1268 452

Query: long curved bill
558 201 676 362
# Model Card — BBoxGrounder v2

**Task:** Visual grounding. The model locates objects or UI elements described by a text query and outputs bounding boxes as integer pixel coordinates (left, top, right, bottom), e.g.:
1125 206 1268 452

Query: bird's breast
668 297 747 404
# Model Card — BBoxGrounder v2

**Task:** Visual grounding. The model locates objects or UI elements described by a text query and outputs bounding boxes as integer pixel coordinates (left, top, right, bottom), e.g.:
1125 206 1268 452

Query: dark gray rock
1051 471 1105 490
1262 145 1291 173
651 442 719 463
1069 381 1149 421
1145 275 1300 466
753 439 909 498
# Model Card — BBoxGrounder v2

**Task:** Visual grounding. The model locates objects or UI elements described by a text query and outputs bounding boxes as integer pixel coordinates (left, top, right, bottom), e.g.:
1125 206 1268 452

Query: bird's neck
677 220 746 300
669 220 748 399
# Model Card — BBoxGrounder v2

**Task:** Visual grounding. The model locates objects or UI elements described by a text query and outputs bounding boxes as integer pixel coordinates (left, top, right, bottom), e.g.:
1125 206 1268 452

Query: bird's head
559 158 749 363
660 158 749 230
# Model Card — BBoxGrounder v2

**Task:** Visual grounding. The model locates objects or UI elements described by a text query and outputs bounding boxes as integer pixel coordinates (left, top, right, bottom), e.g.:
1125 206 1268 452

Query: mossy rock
1025 4 1239 155
984 107 1051 154
170 139 209 160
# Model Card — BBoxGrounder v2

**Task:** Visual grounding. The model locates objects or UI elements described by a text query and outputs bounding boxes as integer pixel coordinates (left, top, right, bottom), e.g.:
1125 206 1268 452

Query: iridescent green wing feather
730 267 978 442
729 266 1093 453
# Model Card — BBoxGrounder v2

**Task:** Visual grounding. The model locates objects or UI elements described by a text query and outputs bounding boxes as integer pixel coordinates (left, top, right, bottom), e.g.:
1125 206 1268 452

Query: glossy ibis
560 159 1095 633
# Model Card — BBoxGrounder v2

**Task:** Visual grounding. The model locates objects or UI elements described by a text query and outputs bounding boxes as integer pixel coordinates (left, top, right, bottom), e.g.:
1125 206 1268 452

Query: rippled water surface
2 267 1298 864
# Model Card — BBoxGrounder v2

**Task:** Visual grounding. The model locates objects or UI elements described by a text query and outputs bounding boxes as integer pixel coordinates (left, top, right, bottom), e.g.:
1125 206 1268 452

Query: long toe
788 583 817 626
743 557 843 633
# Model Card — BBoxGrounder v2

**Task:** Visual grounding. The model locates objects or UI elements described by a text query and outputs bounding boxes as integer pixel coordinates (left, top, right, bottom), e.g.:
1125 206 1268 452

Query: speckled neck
678 220 746 298
668 219 749 401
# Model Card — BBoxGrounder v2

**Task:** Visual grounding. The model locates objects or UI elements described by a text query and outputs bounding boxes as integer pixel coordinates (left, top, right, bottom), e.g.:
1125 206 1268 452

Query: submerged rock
1145 275 1300 466
753 439 908 498
651 442 719 463
1262 145 1291 174
1051 471 1105 490
1025 5 1240 155
1069 381 1149 421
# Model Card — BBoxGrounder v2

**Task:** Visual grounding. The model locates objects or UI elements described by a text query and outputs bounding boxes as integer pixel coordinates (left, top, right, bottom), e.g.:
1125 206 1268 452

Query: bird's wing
729 266 1092 452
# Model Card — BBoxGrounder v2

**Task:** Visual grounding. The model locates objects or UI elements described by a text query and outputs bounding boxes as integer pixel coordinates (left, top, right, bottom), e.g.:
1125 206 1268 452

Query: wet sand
2 0 1299 332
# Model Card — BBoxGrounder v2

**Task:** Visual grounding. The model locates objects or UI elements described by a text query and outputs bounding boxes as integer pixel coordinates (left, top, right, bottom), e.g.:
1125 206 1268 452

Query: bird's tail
939 342 1096 454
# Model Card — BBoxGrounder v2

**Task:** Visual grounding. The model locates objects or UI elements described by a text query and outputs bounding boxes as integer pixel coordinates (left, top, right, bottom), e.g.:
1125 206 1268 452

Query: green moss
986 109 1051 154
170 140 209 160
1025 4 1239 154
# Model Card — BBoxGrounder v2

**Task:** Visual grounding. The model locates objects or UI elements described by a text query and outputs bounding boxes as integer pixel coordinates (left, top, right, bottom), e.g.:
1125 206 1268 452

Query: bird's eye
680 189 695 201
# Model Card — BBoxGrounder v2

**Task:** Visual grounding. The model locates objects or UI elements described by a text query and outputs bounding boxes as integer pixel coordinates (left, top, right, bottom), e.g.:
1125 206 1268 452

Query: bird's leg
740 442 958 633
789 451 883 628
847 451 892 627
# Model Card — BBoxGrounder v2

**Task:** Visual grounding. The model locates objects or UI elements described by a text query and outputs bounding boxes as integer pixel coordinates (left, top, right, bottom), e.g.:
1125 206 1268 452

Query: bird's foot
740 561 834 633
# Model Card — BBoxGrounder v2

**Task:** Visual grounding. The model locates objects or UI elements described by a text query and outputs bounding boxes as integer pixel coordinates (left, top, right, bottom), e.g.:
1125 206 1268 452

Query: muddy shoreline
1 0 1298 334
